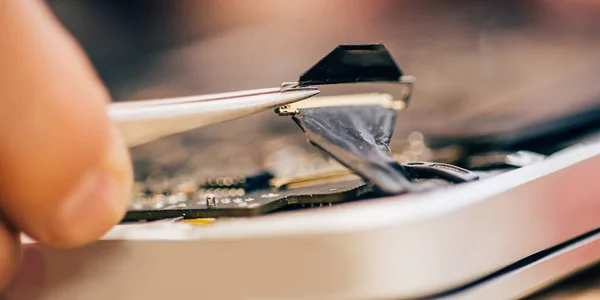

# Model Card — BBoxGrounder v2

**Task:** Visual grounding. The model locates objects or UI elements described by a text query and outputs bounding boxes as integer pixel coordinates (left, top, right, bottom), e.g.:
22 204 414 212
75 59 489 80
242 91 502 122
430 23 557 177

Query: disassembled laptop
13 44 600 300
120 44 484 221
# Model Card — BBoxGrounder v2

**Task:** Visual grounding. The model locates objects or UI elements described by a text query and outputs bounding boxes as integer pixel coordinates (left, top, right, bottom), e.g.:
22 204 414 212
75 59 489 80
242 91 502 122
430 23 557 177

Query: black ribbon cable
292 106 428 195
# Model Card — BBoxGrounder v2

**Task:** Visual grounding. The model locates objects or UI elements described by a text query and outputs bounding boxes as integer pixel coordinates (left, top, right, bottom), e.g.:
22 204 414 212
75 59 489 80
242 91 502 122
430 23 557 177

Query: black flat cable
293 106 437 195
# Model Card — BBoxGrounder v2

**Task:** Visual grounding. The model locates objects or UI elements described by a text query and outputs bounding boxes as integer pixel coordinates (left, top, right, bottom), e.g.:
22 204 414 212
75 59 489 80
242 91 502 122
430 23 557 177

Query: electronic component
403 162 479 183
272 161 478 189
124 159 481 222
297 44 413 88
124 179 370 221
275 44 482 196
199 171 273 191
275 45 436 196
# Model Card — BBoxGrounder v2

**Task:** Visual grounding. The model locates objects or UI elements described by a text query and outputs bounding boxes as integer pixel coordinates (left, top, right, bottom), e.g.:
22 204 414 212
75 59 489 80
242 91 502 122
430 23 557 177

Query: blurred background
44 0 600 181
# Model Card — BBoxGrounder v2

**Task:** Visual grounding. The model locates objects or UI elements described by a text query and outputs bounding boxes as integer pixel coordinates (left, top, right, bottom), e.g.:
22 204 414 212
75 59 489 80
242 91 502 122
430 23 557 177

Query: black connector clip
298 44 404 86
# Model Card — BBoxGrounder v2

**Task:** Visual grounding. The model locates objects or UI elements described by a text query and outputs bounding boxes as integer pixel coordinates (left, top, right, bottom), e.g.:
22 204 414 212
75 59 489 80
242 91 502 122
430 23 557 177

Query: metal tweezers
109 84 319 147
109 44 409 147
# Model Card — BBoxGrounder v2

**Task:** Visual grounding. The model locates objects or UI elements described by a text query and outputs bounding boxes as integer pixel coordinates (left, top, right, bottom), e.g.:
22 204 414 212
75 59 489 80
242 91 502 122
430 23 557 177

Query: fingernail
48 125 132 247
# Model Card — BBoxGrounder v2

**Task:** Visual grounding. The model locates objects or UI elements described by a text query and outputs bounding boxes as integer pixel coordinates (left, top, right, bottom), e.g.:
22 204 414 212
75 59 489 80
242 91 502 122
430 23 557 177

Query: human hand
0 0 132 291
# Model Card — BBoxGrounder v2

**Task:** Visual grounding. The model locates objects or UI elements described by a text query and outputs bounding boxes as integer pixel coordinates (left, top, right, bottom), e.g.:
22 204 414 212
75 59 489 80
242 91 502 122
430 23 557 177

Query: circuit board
124 179 372 221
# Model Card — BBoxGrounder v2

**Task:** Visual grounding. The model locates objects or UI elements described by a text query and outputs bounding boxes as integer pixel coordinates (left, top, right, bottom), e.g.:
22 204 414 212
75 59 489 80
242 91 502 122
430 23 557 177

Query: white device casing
13 143 600 300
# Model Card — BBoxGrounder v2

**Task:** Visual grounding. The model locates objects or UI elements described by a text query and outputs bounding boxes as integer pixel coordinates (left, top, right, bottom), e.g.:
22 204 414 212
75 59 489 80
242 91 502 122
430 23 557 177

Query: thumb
0 0 132 247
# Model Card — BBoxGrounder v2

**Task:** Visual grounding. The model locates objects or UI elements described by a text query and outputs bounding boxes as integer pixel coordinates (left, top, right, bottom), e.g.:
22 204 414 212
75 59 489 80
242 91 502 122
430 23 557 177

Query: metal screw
205 193 217 208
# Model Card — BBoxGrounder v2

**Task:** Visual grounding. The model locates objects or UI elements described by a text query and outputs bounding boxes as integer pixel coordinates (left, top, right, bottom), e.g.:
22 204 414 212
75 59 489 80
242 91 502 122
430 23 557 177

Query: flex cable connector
276 93 406 116
276 44 467 195
276 44 415 115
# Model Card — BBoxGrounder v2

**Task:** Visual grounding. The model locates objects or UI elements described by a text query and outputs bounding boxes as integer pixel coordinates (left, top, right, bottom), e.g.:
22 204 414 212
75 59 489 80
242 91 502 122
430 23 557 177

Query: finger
0 0 132 247
0 219 19 293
